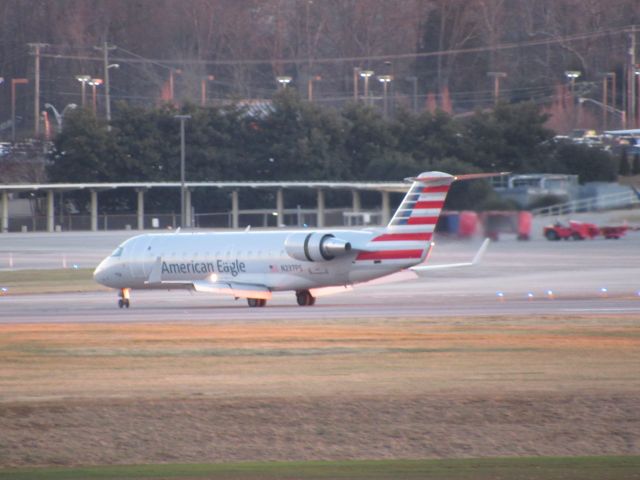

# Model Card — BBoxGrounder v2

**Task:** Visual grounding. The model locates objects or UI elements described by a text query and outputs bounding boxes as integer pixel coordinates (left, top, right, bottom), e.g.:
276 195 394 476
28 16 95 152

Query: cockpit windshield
111 246 124 257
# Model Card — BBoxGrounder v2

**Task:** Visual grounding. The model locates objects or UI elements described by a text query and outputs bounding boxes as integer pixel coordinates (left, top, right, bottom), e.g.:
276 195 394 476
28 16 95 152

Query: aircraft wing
192 280 272 300
409 238 490 277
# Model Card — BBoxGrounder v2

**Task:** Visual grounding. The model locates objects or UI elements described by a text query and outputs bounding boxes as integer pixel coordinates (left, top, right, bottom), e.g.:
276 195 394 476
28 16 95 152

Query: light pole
579 97 627 129
565 70 581 96
406 76 418 112
75 75 91 107
105 63 119 123
377 75 393 117
353 67 360 100
635 68 640 128
169 69 182 102
602 72 615 131
359 70 374 104
276 76 292 89
174 115 191 227
307 75 321 102
88 78 103 113
487 72 507 105
201 75 215 106
11 78 28 142
44 103 77 132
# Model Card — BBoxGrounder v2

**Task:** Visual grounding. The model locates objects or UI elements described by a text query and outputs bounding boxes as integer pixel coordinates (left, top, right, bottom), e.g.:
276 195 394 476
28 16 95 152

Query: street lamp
276 76 292 89
565 70 581 95
11 78 28 142
174 115 191 228
75 75 91 107
487 72 507 105
44 103 77 132
88 78 103 113
377 75 393 117
201 75 215 106
359 70 374 104
579 97 626 129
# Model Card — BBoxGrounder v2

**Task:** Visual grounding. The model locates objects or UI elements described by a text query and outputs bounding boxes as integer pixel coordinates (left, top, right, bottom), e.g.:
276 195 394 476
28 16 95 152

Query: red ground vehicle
599 225 629 239
544 221 599 241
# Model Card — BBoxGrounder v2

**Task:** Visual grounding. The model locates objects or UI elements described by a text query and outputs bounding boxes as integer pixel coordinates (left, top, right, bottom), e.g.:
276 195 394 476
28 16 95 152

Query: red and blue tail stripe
356 172 455 263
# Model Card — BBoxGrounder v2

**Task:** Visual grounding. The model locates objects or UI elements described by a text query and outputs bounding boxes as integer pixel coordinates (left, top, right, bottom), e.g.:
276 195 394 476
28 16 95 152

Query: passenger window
111 247 123 257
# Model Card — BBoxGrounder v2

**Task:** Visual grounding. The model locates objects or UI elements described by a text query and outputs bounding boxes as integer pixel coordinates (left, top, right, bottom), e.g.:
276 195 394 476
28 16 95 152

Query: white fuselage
93 228 423 292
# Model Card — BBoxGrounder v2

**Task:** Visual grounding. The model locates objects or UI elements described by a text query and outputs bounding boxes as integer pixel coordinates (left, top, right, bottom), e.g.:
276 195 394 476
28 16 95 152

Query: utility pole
95 42 117 123
27 43 47 137
487 72 507 106
174 115 191 228
628 27 637 128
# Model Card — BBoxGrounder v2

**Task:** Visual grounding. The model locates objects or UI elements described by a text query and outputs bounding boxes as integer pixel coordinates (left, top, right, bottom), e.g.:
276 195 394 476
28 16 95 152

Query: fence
4 208 383 232
531 190 639 217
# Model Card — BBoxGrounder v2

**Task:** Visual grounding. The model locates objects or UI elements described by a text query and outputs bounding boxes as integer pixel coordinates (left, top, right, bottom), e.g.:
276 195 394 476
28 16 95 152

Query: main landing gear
118 288 131 309
247 298 267 307
296 289 316 306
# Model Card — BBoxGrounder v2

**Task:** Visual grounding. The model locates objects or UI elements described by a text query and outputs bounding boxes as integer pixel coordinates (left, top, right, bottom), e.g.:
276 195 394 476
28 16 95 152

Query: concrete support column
381 191 391 226
276 188 284 226
185 189 192 228
90 190 98 232
46 190 55 232
231 190 239 229
1 191 8 233
136 189 145 230
316 189 325 228
351 189 361 212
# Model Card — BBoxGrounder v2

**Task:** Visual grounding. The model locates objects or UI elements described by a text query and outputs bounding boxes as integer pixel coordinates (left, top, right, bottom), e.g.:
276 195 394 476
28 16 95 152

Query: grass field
0 268 99 294
1 317 639 470
2 456 640 480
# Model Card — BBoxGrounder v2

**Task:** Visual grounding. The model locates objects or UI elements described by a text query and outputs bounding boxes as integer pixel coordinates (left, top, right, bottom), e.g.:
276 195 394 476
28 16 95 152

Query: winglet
471 237 491 265
409 238 490 277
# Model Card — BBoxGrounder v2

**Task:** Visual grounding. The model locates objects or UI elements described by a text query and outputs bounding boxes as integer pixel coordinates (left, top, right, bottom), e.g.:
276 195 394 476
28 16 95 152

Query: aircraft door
128 236 151 281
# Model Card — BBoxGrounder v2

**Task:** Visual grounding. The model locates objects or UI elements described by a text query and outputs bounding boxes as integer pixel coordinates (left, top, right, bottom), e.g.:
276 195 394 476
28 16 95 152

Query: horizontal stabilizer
410 238 490 277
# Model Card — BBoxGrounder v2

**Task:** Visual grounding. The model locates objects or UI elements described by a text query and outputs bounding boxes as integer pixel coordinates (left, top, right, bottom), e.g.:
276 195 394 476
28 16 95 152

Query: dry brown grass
1 316 639 466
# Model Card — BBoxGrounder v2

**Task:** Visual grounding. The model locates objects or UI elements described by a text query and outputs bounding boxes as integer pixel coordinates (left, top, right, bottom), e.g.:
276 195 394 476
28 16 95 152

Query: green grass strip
0 268 100 294
1 456 639 480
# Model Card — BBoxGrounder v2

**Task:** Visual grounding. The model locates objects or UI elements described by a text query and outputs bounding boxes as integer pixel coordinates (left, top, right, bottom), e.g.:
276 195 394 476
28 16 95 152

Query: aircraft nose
93 259 110 286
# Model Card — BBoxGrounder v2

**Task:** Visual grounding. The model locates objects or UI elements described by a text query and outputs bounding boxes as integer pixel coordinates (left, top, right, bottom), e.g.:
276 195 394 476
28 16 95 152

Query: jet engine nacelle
284 232 352 262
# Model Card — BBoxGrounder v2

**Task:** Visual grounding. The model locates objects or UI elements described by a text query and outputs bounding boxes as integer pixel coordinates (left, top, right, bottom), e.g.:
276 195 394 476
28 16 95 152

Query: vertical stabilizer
356 171 455 263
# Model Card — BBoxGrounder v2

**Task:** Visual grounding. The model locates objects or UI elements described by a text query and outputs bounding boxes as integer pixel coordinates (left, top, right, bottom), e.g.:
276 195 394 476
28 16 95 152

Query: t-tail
356 171 455 264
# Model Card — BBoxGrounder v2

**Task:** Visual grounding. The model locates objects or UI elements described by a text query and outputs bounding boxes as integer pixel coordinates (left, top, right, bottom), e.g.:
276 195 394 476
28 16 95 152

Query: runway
1 230 640 323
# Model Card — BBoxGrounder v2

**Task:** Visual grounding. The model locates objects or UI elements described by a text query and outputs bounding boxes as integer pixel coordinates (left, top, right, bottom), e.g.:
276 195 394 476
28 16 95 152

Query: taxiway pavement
1 230 640 323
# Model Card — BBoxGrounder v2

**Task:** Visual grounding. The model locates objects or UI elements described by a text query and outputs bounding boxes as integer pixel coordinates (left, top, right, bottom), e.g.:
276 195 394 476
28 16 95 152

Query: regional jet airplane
94 171 490 308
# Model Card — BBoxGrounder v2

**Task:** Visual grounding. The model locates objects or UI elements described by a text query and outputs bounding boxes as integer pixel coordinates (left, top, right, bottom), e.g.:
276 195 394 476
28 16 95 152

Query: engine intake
285 232 352 262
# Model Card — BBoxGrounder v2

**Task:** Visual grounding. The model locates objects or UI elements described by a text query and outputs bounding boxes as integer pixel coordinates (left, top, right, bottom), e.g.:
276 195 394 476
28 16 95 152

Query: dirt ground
0 315 639 467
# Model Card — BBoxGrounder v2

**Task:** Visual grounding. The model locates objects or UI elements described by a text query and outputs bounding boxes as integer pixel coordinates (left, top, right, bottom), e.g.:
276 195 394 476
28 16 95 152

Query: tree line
1 1 639 137
48 91 616 214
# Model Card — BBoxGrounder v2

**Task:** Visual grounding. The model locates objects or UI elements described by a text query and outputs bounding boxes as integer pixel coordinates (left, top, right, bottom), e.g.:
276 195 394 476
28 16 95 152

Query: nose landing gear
118 288 131 308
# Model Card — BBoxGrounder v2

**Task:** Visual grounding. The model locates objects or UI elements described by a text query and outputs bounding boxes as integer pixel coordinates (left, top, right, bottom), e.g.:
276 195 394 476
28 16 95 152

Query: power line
37 25 639 68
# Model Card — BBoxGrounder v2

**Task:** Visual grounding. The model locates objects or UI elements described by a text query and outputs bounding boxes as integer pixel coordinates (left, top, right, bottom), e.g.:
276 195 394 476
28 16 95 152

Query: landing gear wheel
247 298 267 307
296 290 316 306
118 288 131 309
118 298 130 308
